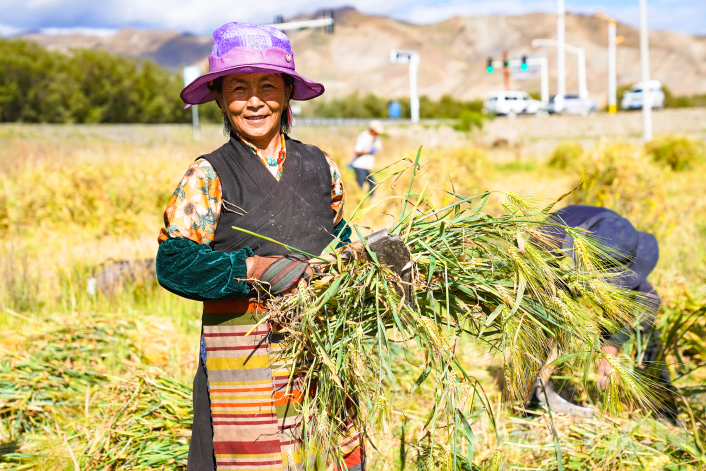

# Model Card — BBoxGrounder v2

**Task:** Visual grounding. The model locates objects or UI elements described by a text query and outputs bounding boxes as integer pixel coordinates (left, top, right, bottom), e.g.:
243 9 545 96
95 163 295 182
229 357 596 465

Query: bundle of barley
235 154 662 468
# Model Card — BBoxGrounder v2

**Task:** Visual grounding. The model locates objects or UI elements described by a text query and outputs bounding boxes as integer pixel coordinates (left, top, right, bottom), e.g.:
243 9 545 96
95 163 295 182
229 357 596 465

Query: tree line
0 38 487 124
0 38 221 124
4 37 703 124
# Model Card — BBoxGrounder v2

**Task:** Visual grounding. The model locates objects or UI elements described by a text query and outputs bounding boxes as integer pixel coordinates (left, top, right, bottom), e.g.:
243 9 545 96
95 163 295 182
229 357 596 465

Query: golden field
0 116 705 470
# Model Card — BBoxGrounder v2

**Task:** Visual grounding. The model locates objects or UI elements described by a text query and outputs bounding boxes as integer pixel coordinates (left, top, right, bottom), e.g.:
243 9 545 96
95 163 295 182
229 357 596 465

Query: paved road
482 108 706 142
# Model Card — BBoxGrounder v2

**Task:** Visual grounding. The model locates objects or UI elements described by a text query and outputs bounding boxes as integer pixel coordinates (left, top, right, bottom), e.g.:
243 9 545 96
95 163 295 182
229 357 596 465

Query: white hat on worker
369 120 385 134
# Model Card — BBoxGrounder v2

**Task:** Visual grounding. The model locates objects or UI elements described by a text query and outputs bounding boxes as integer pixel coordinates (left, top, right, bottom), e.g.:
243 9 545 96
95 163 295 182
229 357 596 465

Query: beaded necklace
239 132 287 181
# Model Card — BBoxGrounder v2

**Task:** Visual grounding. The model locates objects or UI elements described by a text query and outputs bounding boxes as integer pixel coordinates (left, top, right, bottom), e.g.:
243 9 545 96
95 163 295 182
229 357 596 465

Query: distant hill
19 8 706 104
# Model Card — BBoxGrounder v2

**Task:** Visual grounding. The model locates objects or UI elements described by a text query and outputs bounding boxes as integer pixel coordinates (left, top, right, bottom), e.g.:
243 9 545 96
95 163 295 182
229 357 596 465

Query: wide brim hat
545 205 659 289
180 22 324 105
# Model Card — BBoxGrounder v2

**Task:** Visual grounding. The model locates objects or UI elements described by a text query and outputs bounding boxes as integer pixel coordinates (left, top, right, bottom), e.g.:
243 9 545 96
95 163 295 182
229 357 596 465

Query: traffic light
486 57 494 74
521 55 528 71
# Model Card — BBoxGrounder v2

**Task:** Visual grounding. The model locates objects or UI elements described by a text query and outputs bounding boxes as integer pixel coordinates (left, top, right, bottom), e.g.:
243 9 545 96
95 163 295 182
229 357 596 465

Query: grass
0 123 705 469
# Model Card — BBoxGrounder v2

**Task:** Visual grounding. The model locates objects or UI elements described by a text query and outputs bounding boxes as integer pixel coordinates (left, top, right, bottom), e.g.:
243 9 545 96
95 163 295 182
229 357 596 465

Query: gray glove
364 229 414 306
310 229 414 305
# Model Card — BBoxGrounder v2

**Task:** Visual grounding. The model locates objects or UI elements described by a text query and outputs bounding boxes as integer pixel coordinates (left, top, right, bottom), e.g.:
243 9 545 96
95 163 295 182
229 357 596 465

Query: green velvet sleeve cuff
333 218 352 248
156 237 253 301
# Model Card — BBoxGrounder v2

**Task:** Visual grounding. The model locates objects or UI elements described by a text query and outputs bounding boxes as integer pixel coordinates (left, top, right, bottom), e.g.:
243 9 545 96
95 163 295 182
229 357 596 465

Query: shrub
645 135 705 171
568 142 665 230
0 155 174 238
302 92 483 120
547 141 583 169
453 110 484 132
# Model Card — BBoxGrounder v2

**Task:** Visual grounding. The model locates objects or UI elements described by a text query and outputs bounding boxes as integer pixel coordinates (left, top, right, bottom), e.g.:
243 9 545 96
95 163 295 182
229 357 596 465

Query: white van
483 91 541 116
621 80 665 110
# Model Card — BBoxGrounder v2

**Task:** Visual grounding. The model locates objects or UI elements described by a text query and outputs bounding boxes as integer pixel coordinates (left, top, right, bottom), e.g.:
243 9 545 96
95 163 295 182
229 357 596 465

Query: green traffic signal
520 62 529 71
486 66 494 74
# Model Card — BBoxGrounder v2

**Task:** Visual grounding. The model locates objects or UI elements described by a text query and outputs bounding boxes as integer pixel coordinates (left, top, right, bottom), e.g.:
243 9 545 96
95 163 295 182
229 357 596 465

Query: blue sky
0 0 703 36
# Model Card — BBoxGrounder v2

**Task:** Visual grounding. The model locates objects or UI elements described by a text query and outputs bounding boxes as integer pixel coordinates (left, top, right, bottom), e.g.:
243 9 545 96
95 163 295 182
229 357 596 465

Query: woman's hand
246 255 280 280
246 255 311 295
309 241 366 273
597 345 619 390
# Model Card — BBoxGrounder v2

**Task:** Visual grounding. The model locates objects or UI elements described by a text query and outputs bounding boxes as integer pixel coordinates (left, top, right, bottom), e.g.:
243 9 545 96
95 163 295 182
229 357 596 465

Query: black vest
202 133 334 257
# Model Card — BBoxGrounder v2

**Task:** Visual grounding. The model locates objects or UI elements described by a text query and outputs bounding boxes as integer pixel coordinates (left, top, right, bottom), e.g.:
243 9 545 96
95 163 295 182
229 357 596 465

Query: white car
621 80 665 110
547 95 598 116
483 91 541 116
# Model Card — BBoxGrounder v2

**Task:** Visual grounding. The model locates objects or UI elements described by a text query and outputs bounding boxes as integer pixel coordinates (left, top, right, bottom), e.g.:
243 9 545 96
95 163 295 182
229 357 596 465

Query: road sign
183 66 201 87
511 56 540 80
183 66 201 140
390 49 417 65
390 49 420 123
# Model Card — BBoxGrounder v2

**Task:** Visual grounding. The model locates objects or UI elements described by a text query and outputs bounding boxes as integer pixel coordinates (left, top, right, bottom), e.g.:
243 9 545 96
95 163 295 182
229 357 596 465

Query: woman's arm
157 159 253 300
157 238 252 301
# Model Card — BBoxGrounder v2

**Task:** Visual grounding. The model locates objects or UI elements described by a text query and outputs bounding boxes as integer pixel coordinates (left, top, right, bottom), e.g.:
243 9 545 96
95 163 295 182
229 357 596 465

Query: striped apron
201 299 365 471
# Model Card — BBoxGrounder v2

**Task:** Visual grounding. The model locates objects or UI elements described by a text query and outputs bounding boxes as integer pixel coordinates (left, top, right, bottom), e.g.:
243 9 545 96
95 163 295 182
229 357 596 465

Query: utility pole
556 0 566 112
608 19 617 114
639 0 653 141
576 47 587 99
596 12 623 114
390 49 421 123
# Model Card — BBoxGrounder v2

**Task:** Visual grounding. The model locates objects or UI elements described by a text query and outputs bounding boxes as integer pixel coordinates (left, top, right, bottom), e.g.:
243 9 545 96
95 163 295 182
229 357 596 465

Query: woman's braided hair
208 74 294 136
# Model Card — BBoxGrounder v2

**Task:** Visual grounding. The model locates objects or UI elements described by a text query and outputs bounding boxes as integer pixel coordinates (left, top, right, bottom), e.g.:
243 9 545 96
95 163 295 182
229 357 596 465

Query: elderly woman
156 23 363 471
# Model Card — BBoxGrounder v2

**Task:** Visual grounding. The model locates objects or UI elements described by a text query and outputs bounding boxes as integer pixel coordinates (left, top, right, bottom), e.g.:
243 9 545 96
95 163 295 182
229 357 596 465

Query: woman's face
215 73 292 145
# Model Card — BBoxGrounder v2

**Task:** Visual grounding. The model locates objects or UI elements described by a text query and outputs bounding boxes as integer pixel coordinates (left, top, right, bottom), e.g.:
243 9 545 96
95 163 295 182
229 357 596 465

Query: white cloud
0 0 702 35
0 22 28 37
39 27 118 36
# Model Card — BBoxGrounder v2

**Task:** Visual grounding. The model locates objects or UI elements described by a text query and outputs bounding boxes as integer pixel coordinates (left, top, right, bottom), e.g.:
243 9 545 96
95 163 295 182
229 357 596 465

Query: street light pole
639 0 653 141
577 47 587 99
539 57 549 106
409 54 420 123
556 0 566 111
532 39 587 100
608 20 617 114
390 50 421 123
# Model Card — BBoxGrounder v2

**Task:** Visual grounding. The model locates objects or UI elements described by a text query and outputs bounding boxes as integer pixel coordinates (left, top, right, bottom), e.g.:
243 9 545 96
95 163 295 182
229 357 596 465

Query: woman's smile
244 114 269 122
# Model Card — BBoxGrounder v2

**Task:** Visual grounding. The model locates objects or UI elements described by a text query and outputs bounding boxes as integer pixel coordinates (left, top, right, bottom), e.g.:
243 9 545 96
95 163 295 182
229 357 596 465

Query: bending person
534 205 675 420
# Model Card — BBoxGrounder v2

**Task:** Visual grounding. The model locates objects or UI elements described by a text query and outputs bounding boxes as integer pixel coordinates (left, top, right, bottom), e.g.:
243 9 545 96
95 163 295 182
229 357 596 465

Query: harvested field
1 113 705 469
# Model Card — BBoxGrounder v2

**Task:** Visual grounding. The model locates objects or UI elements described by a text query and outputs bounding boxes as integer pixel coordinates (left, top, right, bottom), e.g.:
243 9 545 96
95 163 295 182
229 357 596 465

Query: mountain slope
18 9 706 104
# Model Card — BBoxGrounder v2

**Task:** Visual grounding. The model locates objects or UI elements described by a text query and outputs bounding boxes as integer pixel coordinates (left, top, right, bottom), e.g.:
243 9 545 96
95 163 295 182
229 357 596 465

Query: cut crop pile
0 315 192 470
238 155 684 468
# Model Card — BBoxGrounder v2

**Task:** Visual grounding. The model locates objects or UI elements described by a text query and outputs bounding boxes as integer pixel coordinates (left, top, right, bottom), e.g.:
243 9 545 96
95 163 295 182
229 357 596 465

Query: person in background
536 205 678 422
349 120 384 195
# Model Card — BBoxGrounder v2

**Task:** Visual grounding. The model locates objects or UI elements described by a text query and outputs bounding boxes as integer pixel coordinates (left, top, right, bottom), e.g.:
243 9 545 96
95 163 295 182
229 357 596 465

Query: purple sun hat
180 22 324 105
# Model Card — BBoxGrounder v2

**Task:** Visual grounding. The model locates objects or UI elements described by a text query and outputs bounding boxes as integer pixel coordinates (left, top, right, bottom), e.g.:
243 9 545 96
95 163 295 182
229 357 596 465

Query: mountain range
18 7 706 104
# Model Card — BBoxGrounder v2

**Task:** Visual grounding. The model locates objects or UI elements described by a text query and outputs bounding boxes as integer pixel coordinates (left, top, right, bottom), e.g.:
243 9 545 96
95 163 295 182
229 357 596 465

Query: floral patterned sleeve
324 153 345 226
158 159 222 246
